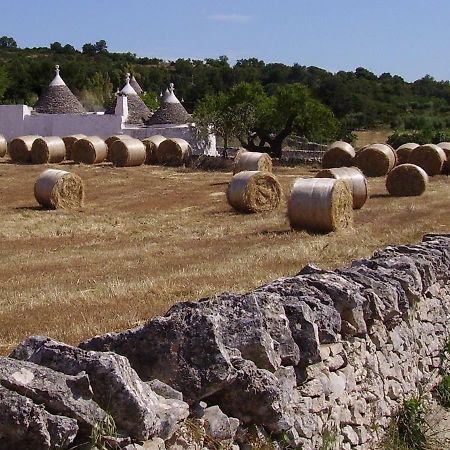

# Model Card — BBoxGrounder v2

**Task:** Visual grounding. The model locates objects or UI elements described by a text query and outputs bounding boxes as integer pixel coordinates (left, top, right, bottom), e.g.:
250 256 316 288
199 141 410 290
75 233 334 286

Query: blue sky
2 0 450 82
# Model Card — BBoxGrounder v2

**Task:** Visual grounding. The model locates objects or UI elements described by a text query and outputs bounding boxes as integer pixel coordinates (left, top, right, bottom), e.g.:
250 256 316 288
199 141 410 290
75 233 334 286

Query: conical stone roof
129 75 143 95
105 73 151 124
34 65 86 114
146 83 191 125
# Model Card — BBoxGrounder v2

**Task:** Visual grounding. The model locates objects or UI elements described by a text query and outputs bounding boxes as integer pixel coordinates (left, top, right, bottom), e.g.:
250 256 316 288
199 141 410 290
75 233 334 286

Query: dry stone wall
0 233 449 449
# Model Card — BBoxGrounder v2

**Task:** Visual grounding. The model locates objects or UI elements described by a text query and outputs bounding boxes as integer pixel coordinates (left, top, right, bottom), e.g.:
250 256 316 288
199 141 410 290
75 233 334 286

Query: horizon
2 0 450 83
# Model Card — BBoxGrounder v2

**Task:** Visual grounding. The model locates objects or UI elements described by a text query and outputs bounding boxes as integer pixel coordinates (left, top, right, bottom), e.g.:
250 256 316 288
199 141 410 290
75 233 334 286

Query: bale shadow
14 206 42 211
370 193 390 199
210 182 229 186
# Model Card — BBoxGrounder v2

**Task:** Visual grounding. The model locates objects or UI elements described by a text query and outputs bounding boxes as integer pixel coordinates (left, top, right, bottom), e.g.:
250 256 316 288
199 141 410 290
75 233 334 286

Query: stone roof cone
129 75 143 95
34 65 86 114
147 83 191 125
105 73 151 124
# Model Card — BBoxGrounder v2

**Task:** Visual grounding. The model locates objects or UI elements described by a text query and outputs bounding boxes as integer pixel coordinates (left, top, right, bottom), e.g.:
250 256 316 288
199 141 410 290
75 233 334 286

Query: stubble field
0 160 448 355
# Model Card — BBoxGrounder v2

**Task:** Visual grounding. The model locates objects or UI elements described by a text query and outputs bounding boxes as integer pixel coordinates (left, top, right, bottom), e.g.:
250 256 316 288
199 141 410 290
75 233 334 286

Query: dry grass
0 160 449 355
355 129 391 148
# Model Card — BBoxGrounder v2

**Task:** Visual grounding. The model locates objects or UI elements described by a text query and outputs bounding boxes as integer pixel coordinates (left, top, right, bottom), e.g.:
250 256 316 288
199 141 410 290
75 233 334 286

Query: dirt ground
0 160 448 355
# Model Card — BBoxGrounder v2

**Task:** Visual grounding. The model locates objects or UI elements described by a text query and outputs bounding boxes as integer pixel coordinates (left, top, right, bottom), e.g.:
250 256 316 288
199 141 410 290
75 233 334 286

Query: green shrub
436 374 450 408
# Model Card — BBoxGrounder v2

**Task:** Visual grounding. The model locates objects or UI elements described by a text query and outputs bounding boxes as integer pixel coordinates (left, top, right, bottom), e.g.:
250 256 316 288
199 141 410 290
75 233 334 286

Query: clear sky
2 0 450 82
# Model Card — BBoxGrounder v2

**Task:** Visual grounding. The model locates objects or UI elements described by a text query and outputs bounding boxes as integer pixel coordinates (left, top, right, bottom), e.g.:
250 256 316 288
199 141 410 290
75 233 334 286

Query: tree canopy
1 36 450 143
194 82 339 156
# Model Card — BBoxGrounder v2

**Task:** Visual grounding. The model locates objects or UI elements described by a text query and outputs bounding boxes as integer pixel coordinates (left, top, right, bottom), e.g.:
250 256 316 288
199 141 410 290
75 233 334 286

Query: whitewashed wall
0 104 217 156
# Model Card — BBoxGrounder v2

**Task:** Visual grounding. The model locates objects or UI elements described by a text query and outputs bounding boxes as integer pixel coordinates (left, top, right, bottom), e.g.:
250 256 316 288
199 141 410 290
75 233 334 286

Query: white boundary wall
0 104 217 156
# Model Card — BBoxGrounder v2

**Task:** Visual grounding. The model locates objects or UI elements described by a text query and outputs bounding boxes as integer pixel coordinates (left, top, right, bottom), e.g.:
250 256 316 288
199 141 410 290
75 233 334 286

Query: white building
0 67 217 156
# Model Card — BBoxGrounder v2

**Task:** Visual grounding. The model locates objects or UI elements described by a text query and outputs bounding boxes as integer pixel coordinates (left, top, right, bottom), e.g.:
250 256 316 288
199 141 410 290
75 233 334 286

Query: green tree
0 66 10 99
0 36 17 48
195 82 338 158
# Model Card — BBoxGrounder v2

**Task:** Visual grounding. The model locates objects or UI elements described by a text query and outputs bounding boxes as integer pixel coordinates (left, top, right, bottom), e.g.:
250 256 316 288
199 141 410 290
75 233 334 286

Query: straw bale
386 164 428 197
354 143 397 177
105 135 134 161
156 138 191 166
62 134 86 160
0 135 6 158
437 142 450 159
315 166 368 209
438 143 450 174
233 148 273 174
409 144 446 176
34 169 84 209
109 138 146 167
396 142 419 165
321 141 355 168
8 135 41 163
31 137 66 164
226 170 282 213
142 135 166 164
288 178 353 233
72 136 108 165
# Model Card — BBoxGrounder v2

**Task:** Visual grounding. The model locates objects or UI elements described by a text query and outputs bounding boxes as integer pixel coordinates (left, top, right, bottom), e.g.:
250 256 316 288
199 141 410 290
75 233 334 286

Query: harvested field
0 161 449 354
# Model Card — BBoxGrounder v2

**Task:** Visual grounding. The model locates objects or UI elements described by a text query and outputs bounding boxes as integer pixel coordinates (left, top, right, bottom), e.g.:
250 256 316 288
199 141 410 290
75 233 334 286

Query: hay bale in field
109 138 146 167
409 144 446 176
62 134 86 160
105 135 134 161
315 166 368 209
142 135 166 164
233 148 272 174
8 135 41 163
386 164 428 197
156 138 191 166
437 141 450 158
72 136 108 165
321 141 355 168
226 170 282 213
288 178 353 233
396 142 419 165
0 135 6 158
354 143 397 177
437 143 450 174
31 137 66 164
34 169 84 209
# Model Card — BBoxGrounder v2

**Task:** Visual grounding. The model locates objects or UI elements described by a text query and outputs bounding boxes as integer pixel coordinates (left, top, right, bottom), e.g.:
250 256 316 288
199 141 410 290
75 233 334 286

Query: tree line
1 36 450 148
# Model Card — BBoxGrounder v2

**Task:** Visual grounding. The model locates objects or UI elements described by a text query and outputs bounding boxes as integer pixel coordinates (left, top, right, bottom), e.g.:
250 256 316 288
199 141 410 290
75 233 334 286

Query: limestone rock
0 356 105 430
207 357 295 433
203 405 240 441
81 309 236 405
11 337 189 440
0 385 78 450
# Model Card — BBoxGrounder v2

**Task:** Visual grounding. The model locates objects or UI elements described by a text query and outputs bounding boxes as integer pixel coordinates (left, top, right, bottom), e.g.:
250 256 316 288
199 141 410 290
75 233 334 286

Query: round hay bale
226 170 282 213
63 134 86 160
288 178 353 233
31 137 66 164
0 135 6 158
321 141 355 169
396 142 419 165
8 135 41 163
354 143 397 177
437 142 450 159
437 143 450 174
72 136 108 165
105 135 134 161
142 135 166 164
315 166 368 209
386 164 428 197
409 144 446 176
233 148 272 174
34 169 84 209
156 138 191 166
109 138 146 167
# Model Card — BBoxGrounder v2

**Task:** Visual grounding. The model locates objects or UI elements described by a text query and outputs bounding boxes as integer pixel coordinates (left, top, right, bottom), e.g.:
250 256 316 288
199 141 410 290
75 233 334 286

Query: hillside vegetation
1 37 450 139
